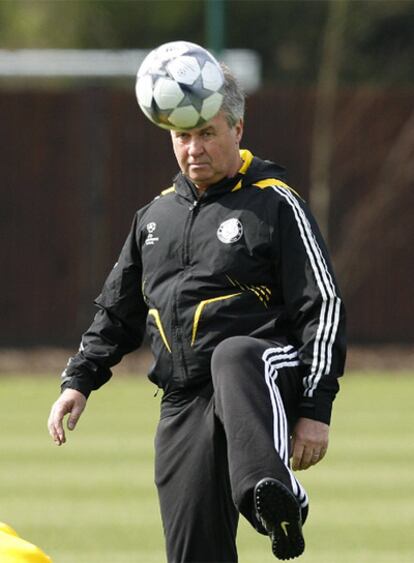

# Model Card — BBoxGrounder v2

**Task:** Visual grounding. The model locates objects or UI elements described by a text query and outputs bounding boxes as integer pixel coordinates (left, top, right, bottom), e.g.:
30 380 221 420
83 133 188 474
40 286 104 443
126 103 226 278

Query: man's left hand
291 417 329 471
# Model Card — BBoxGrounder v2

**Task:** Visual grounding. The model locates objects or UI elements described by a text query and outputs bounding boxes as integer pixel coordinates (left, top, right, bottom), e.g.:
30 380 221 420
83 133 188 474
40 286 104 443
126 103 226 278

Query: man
48 65 346 562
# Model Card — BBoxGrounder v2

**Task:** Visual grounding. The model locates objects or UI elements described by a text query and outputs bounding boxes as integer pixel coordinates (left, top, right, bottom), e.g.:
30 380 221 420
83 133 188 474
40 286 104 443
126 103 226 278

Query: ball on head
135 41 224 131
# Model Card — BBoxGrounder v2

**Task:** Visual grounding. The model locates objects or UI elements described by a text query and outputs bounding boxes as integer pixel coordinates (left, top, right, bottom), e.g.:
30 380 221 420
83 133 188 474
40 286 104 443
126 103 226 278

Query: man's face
170 112 244 192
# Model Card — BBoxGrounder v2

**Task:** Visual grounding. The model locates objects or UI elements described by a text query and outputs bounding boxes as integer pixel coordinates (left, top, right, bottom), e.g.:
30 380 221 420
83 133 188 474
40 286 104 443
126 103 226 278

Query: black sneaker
254 478 305 560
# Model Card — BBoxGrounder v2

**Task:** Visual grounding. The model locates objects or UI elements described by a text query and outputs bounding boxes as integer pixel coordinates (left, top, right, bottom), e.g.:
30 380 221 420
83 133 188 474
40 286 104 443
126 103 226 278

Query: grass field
1 372 413 563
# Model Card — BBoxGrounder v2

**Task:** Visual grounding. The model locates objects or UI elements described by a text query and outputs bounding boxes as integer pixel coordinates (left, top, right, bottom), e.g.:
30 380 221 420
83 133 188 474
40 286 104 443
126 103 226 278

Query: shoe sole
254 478 305 560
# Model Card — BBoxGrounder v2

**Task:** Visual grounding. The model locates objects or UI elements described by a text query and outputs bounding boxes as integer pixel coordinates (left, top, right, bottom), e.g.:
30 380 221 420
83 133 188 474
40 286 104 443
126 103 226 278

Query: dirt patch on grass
0 347 153 375
345 345 414 372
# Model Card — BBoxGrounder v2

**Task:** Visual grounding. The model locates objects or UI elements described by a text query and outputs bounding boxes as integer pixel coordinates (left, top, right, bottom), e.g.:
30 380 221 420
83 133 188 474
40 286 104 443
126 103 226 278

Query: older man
48 64 346 562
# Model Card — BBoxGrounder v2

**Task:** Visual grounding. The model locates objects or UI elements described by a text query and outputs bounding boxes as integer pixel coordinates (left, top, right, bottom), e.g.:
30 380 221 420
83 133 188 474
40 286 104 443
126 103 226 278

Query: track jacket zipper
171 198 199 381
182 199 199 266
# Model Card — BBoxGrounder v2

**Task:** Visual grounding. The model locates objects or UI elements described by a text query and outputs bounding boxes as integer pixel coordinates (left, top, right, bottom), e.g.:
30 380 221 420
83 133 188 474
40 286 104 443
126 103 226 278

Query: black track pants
154 336 309 563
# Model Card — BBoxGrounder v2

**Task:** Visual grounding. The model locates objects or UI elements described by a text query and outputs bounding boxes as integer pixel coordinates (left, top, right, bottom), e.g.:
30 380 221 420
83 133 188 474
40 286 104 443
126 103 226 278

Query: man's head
171 65 245 193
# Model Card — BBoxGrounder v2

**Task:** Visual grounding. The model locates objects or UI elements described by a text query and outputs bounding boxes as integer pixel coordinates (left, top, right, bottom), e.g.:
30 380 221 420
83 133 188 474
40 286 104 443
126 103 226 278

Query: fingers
292 445 327 470
47 389 87 446
48 400 67 446
298 447 327 469
67 400 85 431
291 438 303 471
291 417 330 471
291 441 315 471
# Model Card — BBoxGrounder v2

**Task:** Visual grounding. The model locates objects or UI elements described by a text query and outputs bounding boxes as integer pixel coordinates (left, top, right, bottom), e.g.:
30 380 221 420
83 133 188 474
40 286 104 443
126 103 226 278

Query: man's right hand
47 388 87 446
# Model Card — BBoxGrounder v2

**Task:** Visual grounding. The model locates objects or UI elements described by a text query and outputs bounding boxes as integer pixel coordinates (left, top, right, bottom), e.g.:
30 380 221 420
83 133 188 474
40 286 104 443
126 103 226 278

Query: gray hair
219 63 245 127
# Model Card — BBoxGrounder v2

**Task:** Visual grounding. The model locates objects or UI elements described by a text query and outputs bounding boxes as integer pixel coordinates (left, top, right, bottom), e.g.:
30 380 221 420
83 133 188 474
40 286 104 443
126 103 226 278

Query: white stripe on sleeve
272 186 341 397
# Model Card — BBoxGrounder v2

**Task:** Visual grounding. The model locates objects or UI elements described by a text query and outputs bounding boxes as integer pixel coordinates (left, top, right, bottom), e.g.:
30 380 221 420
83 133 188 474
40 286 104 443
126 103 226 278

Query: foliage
1 0 414 84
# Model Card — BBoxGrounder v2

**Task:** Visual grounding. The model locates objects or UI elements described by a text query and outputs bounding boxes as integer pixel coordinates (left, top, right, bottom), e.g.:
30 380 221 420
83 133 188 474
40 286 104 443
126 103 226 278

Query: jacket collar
173 149 286 202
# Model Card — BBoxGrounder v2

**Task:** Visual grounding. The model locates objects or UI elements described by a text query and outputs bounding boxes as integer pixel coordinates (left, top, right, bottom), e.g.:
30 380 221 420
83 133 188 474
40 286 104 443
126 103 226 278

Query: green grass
1 372 413 562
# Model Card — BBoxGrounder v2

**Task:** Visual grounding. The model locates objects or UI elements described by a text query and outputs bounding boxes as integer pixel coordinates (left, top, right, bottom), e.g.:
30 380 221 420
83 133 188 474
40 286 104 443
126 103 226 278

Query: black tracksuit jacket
62 150 346 424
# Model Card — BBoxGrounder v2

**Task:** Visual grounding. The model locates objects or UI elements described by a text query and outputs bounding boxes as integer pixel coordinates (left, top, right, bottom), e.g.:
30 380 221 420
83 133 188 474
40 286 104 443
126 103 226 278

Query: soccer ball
135 41 225 131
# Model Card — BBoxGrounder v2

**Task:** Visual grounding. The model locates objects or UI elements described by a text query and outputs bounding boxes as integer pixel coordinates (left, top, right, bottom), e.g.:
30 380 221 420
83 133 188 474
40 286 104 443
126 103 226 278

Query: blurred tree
334 105 414 296
0 1 204 49
343 0 414 84
0 0 413 85
309 0 348 241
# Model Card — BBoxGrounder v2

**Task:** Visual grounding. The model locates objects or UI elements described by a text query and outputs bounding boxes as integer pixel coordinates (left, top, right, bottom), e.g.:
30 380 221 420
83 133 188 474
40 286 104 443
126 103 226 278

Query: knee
211 336 259 376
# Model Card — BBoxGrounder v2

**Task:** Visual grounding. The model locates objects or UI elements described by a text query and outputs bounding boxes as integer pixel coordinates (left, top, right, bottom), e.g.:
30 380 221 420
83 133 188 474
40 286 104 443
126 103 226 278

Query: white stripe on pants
262 345 309 508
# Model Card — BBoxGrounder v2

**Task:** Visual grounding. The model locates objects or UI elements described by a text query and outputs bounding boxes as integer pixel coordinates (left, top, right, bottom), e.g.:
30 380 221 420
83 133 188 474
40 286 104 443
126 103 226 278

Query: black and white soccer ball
135 41 225 131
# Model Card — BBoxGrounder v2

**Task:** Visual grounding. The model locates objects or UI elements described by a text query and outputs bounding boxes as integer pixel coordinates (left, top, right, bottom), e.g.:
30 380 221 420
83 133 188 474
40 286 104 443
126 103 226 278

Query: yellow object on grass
0 523 52 562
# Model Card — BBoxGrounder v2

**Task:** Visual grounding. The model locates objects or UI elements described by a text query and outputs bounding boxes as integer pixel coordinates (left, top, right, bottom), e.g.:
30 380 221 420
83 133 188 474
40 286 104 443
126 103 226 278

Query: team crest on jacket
217 218 243 244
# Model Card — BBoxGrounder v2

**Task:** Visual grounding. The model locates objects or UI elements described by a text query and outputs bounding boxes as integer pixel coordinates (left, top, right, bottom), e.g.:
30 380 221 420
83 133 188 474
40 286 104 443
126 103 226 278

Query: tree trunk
309 0 348 243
